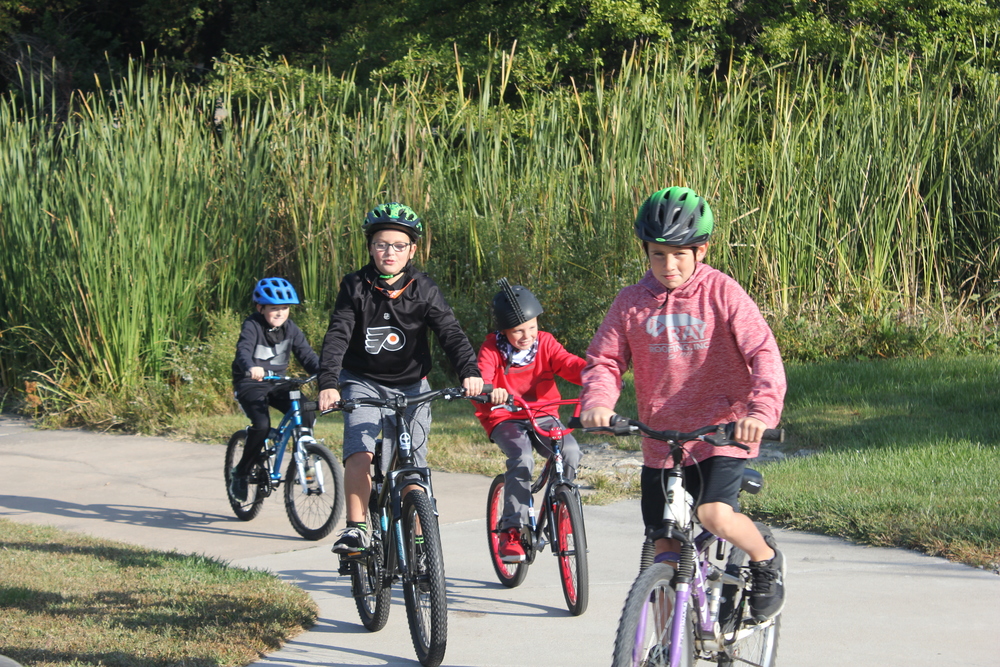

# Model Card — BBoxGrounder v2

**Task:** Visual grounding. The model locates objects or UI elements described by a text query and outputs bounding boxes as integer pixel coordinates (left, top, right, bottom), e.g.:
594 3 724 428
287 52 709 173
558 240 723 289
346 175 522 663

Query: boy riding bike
579 186 788 621
230 277 321 502
474 279 585 562
317 203 483 555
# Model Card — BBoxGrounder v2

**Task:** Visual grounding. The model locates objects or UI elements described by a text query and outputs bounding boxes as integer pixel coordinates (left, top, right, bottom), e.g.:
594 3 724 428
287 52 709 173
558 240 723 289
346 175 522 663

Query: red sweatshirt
580 264 786 467
475 331 585 437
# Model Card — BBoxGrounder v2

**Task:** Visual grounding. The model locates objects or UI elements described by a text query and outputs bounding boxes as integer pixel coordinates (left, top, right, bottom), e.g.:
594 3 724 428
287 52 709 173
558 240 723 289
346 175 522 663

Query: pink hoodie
581 263 786 467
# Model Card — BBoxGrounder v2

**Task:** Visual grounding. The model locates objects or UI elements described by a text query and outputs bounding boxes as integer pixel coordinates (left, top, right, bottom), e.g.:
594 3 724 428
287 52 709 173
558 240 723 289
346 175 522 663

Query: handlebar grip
762 428 784 443
300 400 318 413
567 416 583 429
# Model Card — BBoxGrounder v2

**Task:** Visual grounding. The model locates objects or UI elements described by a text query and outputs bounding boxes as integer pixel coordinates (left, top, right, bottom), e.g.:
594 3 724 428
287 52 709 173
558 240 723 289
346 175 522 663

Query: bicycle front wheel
283 440 345 540
401 490 448 667
224 430 265 521
612 562 694 667
553 485 589 615
717 523 781 667
486 474 529 588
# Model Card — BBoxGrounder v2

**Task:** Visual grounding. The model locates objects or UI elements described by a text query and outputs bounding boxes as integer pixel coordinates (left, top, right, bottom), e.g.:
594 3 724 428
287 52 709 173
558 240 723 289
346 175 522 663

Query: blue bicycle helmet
253 278 300 305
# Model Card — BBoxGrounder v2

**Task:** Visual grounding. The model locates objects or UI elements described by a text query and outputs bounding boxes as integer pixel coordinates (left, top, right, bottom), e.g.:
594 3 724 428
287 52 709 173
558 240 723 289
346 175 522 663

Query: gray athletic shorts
339 369 432 473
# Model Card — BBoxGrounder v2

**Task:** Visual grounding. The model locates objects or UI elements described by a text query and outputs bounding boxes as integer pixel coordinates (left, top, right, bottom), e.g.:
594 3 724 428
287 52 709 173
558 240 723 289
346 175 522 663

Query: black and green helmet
363 202 424 240
634 187 713 246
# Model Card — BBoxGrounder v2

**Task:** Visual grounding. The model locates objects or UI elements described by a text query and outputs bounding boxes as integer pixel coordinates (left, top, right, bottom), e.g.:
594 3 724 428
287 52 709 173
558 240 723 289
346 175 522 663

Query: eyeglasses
372 241 413 254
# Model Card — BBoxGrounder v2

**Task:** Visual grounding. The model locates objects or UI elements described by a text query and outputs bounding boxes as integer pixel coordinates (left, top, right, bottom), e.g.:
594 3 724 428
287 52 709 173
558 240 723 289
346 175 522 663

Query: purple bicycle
580 416 783 667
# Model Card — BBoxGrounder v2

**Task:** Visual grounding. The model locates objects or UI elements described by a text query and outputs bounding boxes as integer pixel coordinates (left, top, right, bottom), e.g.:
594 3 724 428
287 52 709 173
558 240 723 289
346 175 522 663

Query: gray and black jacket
231 313 320 388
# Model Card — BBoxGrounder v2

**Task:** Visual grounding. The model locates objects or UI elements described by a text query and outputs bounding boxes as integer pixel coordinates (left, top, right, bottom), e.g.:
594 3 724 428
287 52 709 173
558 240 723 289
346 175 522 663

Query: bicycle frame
338 384 471 574
506 397 582 548
588 417 782 667
258 376 327 493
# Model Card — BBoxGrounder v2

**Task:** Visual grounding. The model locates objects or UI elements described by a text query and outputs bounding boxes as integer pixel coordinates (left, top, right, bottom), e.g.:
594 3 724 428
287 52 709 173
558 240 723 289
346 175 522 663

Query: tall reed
1 44 998 411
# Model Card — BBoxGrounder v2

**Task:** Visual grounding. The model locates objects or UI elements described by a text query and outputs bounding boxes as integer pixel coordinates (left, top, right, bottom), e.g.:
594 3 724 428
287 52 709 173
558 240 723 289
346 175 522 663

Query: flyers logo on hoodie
365 326 406 354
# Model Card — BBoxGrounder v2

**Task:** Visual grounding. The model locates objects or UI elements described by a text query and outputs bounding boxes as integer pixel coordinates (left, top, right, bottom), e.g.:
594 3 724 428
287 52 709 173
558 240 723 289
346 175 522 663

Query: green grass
0 520 318 667
744 356 1000 569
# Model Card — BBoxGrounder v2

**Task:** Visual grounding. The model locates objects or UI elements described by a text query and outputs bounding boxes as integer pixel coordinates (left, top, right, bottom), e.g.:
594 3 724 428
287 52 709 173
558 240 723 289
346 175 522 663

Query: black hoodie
319 263 480 389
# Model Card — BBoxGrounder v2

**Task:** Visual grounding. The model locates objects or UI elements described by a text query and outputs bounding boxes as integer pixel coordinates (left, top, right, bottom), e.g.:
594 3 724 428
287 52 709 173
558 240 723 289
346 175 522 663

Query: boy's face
502 317 538 350
646 242 707 290
370 229 417 275
257 304 290 328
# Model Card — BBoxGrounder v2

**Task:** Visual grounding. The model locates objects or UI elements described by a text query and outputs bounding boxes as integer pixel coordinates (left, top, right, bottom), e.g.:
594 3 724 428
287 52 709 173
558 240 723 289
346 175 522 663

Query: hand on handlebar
248 366 265 381
580 406 616 428
318 387 341 412
488 386 510 405
462 376 485 398
733 416 767 445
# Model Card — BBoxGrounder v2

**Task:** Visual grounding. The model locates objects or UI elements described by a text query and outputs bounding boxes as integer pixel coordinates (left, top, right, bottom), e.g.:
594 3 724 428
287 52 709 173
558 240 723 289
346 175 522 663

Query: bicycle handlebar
567 415 784 452
320 384 494 415
254 373 318 385
474 394 582 440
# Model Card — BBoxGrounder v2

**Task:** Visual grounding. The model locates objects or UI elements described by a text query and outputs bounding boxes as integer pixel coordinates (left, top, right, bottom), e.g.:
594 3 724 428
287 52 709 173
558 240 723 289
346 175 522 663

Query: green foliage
3 45 1000 427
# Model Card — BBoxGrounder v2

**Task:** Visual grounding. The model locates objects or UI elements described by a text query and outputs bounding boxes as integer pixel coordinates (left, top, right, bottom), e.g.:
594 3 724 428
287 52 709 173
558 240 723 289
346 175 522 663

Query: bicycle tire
485 474 529 588
351 496 392 631
553 485 589 615
612 562 694 667
283 439 345 540
717 523 781 667
224 430 265 521
401 490 448 667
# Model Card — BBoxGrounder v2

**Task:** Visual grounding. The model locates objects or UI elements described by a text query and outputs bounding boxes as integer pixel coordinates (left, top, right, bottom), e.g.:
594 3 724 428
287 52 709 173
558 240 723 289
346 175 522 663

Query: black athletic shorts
640 456 746 530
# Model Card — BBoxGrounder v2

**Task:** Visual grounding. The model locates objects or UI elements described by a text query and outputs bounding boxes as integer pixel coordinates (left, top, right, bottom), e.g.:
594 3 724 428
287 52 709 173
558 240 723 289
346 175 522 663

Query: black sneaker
749 541 786 622
229 472 249 502
332 526 369 555
414 548 431 593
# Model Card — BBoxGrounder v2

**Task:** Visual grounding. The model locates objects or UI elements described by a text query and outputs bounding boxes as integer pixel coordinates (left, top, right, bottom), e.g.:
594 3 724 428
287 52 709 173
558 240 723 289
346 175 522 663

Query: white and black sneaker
749 538 786 622
332 526 369 555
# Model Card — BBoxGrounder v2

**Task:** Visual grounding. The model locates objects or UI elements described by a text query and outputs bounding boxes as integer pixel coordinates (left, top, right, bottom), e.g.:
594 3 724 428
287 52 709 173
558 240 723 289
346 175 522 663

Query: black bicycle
477 394 589 616
579 416 784 667
224 375 345 540
328 382 488 667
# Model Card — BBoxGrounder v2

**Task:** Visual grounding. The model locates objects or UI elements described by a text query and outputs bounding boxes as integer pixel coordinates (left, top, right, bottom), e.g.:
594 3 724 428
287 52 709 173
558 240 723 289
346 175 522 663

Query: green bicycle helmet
493 278 544 330
363 202 424 241
634 187 714 246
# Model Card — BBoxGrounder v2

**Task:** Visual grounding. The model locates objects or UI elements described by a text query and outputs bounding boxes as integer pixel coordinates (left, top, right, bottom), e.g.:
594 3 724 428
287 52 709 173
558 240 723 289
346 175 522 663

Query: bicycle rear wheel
352 492 391 631
612 562 694 667
553 485 589 615
486 474 529 588
401 490 448 667
224 430 265 521
717 523 781 667
283 439 345 540
351 532 392 631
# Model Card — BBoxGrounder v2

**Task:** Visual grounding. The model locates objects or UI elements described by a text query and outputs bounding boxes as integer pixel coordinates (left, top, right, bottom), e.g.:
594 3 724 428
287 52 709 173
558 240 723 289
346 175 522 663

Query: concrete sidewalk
2 413 998 666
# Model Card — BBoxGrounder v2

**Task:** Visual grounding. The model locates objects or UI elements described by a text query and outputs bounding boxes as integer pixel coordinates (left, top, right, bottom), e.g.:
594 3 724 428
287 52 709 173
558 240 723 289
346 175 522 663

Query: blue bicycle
224 374 345 540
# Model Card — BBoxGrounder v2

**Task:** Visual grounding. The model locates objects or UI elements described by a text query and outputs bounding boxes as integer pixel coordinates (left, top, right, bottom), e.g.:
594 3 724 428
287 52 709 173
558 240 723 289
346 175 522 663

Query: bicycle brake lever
704 434 751 451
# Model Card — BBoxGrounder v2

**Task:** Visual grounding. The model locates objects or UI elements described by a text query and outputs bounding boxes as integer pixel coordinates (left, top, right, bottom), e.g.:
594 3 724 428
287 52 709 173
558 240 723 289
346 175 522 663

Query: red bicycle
480 395 589 616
